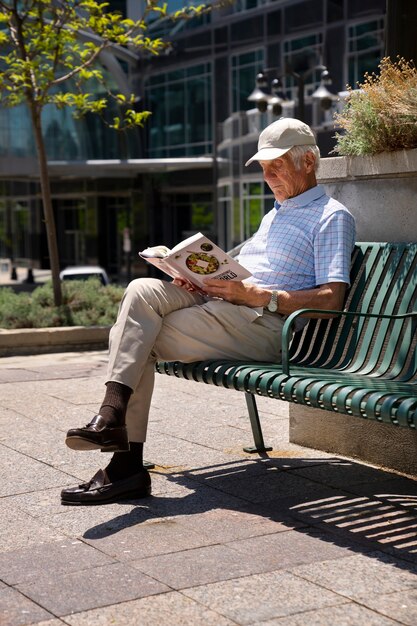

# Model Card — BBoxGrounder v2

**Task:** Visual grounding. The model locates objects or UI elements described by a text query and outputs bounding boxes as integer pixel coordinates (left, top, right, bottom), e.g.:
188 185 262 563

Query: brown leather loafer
61 468 151 505
65 414 129 452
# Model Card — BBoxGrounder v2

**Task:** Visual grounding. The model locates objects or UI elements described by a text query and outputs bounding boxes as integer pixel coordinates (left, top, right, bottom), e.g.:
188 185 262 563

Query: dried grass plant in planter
333 57 417 156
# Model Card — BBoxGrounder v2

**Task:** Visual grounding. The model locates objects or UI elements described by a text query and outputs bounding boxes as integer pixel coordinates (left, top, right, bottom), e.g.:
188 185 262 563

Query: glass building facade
142 0 387 250
0 0 387 279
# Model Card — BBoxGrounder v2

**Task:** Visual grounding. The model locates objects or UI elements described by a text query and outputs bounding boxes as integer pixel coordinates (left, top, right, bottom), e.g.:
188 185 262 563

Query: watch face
268 291 278 312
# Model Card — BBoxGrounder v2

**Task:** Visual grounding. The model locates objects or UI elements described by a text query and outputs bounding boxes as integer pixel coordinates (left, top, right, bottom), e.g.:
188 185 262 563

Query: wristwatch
267 290 279 313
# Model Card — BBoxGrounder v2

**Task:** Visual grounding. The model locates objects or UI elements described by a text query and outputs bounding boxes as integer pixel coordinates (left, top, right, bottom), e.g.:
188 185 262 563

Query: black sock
105 442 144 482
99 381 132 426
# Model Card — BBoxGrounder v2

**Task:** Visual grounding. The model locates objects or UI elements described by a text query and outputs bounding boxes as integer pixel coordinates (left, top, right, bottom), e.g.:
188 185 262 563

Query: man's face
260 152 314 203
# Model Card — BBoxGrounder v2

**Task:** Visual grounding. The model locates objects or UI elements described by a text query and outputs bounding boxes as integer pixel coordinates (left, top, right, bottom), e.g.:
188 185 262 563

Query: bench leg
243 392 273 454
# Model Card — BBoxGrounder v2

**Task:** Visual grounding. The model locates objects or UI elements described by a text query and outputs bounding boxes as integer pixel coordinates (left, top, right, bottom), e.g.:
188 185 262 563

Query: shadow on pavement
83 455 417 570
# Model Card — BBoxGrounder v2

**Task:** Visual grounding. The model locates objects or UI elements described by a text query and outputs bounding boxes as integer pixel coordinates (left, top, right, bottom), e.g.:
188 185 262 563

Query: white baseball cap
245 118 316 166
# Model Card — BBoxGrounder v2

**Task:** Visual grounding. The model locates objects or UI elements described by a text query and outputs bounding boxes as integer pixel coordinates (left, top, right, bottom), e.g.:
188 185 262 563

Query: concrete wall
290 149 417 478
317 148 417 242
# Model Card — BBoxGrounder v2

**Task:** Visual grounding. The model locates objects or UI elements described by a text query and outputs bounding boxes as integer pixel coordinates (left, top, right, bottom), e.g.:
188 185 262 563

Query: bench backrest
289 242 417 381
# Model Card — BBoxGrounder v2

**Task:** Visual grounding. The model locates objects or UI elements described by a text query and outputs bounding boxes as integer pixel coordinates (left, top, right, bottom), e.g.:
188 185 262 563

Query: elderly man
61 118 355 505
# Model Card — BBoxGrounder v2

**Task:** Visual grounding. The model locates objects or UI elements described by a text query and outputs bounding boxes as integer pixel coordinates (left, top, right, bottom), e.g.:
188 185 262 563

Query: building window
283 33 324 99
146 1 211 38
232 49 265 113
241 181 274 242
232 0 269 13
347 18 385 87
218 184 233 248
146 63 212 157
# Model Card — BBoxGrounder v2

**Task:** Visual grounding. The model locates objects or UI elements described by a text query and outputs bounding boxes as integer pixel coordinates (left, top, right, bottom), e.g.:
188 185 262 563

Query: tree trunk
29 105 62 307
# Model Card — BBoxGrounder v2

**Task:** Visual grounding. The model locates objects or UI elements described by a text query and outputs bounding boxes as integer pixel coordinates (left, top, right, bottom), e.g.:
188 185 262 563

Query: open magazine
139 232 251 289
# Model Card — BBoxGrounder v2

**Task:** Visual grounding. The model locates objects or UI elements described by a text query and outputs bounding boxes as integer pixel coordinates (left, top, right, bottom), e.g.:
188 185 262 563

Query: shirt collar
274 184 326 211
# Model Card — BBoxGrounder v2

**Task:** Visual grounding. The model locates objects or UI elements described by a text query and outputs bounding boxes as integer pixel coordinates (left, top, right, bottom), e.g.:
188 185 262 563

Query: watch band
267 290 278 313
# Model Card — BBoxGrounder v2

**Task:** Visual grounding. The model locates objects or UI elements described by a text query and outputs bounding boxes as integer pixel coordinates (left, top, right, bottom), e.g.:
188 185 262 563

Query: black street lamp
247 66 337 122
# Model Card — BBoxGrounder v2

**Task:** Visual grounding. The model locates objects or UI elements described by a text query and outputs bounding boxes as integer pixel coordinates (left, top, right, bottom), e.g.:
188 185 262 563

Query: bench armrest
281 308 417 376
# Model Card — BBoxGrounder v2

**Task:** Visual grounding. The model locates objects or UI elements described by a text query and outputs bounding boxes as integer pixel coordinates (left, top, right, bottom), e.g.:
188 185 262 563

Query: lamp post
247 66 337 122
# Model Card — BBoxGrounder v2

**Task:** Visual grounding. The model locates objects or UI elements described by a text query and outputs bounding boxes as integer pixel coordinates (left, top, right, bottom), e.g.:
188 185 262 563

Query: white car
59 265 110 286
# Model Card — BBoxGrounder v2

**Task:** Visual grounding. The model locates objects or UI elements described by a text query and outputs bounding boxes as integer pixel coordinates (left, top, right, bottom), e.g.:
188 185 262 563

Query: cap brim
245 146 292 167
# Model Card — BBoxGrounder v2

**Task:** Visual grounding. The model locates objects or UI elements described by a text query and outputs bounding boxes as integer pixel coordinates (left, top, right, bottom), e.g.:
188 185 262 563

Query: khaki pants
107 278 284 442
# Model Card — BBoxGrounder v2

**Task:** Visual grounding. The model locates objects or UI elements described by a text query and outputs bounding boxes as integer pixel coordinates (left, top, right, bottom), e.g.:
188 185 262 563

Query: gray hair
287 145 320 172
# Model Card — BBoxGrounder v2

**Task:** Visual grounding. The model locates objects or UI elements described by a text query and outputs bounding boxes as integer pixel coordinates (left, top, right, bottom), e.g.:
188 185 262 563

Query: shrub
333 57 417 156
0 280 124 329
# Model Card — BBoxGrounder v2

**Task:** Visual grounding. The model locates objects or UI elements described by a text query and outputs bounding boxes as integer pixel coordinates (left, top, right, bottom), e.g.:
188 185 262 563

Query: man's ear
304 151 316 173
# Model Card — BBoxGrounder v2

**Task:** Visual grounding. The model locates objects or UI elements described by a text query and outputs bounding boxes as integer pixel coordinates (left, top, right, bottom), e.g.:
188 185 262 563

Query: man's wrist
265 290 279 313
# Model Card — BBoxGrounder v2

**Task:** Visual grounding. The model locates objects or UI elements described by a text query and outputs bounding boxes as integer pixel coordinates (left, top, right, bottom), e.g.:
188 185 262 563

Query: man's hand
172 277 201 292
203 279 270 307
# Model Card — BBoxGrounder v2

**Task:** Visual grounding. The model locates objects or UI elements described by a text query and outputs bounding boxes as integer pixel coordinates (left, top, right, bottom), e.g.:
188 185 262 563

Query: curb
0 326 110 357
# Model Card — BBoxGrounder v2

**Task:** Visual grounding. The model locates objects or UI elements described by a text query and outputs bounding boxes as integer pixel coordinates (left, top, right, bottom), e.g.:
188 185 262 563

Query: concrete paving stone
0 581 54 626
131 542 276 589
227 527 359 571
346 478 417 510
64 590 236 626
183 570 346 625
38 496 154 538
178 505 305 542
359 588 417 626
0 362 105 384
142 431 247 470
292 461 408 490
82 515 219 560
0 501 67 552
16 561 169 616
143 478 255 520
180 456 280 484
0 445 72 497
0 410 96 469
284 491 414 527
186 464 340 504
29 376 106 405
153 423 259 453
286 493 417 561
0 539 114 586
0 369 49 383
0 385 97 430
153 374 289 419
291 550 417 599
150 396 257 432
153 374 247 404
249 602 401 626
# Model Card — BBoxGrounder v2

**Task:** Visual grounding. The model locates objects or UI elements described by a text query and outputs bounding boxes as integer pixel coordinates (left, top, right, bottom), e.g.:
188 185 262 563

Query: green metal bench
156 242 417 453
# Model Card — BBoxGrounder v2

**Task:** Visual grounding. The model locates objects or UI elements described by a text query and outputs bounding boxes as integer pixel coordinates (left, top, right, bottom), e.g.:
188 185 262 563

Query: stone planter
0 326 110 357
318 148 417 242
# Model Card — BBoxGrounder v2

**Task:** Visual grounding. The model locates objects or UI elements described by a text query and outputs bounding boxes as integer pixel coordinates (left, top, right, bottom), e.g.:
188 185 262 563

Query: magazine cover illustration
139 232 251 289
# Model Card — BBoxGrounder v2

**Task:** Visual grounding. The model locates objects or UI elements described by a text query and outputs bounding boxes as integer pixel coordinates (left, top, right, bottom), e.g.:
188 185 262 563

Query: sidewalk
1 350 417 626
0 267 51 286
